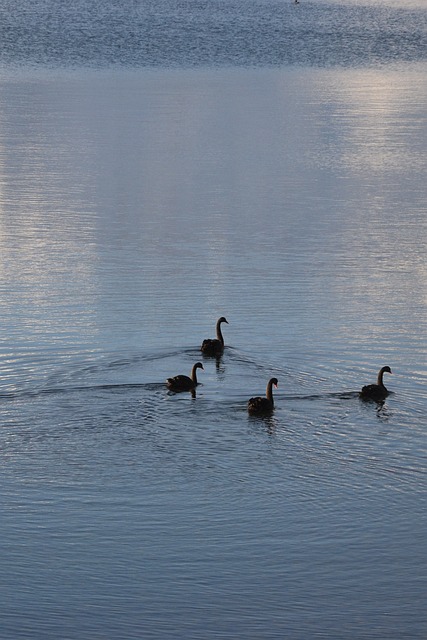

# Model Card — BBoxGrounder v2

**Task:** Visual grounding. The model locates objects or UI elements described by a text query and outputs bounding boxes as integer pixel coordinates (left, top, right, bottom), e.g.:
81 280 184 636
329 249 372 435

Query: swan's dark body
201 316 229 356
248 378 278 415
166 362 204 392
359 366 392 402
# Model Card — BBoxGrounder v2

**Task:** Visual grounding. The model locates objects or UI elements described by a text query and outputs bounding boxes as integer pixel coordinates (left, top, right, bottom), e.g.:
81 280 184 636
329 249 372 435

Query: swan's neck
191 366 199 383
266 381 275 404
216 321 224 345
377 369 386 387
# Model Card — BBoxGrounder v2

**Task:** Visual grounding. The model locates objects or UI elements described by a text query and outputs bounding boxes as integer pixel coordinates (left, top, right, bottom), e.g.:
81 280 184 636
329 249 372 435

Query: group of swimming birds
166 317 393 414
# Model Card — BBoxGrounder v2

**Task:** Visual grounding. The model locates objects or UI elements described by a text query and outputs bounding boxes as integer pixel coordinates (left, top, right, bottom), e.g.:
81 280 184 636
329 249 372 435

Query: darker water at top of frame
0 0 426 69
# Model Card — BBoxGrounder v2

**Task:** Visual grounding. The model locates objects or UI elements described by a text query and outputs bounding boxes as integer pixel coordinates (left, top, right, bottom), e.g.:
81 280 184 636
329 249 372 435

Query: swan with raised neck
359 366 392 401
167 362 204 392
201 316 229 356
248 378 278 415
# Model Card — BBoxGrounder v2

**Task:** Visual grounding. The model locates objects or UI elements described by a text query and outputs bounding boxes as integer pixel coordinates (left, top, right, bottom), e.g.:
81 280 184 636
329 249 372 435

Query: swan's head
270 377 278 388
381 366 392 375
195 362 204 371
218 316 229 325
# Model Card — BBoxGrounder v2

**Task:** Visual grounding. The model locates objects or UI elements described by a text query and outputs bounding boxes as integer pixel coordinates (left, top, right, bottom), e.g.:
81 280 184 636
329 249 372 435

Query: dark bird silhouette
248 378 278 415
359 366 392 402
166 362 204 392
201 316 229 357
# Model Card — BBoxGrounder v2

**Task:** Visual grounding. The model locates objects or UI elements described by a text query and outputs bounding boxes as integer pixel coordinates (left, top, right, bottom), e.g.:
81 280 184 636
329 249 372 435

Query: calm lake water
0 1 426 639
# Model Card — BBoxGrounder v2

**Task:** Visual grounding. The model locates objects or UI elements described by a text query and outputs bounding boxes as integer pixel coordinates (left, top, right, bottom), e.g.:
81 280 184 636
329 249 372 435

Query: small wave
0 381 166 401
52 346 199 378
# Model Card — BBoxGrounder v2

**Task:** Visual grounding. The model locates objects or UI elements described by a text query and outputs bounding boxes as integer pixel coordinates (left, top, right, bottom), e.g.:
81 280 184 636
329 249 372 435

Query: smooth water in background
0 1 426 639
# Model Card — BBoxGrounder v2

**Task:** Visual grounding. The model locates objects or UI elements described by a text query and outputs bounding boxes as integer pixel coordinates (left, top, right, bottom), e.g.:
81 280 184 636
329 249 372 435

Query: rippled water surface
0 1 426 639
0 0 426 68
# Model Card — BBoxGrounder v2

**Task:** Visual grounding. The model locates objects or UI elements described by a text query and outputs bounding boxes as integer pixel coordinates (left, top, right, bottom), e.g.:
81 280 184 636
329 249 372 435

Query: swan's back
359 383 388 401
248 396 274 415
201 338 222 356
166 375 194 391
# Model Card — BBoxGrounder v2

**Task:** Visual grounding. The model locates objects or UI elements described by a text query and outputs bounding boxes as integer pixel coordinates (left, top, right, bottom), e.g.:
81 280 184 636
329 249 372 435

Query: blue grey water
0 1 426 638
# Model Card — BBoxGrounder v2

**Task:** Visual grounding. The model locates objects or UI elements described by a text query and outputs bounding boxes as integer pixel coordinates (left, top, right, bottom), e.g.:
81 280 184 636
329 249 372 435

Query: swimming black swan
248 378 278 415
201 317 229 356
166 362 204 392
359 366 392 401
